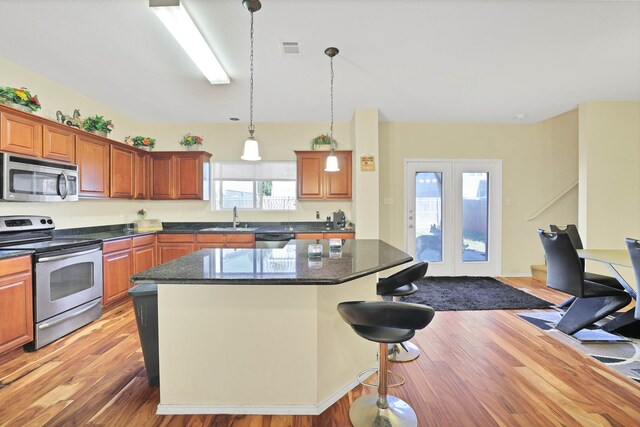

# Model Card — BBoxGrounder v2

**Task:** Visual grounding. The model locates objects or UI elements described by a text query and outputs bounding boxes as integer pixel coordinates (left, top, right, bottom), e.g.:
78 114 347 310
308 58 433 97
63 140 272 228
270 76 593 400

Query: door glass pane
415 172 442 262
462 173 488 262
50 262 94 301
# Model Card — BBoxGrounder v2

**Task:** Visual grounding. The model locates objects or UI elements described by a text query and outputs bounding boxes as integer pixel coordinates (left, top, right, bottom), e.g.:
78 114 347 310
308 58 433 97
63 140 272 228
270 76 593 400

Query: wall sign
360 155 375 172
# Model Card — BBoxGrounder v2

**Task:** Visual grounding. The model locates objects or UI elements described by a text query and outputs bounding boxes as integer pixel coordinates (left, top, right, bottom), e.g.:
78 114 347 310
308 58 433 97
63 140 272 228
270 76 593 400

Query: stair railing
526 180 578 221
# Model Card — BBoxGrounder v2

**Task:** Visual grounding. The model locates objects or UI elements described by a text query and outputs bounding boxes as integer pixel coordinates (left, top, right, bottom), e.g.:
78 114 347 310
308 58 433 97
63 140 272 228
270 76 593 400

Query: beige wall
578 101 640 280
379 109 579 275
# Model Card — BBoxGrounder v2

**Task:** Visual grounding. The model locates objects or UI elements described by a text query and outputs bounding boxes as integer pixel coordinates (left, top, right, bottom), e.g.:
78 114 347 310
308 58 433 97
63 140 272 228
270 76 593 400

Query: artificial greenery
311 134 335 150
180 133 203 147
126 135 156 149
262 181 272 197
0 86 41 111
83 115 114 134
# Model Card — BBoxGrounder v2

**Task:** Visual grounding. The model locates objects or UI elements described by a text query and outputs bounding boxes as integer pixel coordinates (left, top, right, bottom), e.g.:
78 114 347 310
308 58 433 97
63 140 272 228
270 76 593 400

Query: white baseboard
156 376 362 416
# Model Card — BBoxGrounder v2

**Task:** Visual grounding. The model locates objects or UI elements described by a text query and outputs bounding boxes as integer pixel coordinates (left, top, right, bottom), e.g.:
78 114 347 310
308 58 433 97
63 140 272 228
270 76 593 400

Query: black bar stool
377 262 428 362
338 300 435 427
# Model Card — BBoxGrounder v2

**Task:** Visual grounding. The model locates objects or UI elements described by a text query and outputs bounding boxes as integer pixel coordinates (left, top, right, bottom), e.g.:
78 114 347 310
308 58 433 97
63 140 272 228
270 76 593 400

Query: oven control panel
0 216 54 233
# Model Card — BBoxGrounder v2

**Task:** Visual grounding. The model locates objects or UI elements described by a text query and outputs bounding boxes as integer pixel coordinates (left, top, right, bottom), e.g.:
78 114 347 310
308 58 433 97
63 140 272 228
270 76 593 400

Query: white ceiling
0 0 638 124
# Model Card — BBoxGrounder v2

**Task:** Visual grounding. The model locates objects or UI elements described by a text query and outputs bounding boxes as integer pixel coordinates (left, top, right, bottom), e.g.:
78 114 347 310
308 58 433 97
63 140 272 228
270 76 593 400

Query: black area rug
387 276 552 311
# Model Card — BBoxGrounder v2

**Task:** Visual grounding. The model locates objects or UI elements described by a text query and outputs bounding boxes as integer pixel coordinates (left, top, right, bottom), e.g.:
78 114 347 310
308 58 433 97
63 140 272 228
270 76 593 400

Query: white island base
156 276 377 415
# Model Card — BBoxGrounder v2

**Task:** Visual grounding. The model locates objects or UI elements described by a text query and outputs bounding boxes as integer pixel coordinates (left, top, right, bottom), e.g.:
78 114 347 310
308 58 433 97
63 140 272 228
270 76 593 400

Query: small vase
137 146 152 151
91 129 108 138
184 145 195 151
313 144 332 151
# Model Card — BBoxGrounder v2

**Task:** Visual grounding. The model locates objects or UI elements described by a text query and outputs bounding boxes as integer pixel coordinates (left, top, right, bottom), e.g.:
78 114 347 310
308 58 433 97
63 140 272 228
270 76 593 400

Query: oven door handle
38 247 102 263
37 300 101 330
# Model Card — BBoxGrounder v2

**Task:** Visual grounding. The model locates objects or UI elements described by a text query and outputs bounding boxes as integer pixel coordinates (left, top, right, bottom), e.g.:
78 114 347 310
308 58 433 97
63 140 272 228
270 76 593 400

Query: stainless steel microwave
0 153 79 202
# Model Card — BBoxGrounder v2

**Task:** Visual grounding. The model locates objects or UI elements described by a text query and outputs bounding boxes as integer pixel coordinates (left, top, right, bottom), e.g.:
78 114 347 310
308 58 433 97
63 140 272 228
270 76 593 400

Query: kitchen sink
199 227 259 232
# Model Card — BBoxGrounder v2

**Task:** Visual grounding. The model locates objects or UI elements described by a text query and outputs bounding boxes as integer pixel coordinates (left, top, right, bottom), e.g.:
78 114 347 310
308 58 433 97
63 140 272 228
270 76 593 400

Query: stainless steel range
0 216 103 350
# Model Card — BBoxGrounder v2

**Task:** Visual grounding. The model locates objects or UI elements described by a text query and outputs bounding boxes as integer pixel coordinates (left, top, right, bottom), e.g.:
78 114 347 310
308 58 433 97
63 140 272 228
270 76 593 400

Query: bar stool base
388 341 420 362
349 394 417 427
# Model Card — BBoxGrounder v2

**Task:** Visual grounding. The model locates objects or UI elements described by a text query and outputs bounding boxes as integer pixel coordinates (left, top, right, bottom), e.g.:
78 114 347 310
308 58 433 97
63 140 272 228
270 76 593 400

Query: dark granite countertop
130 239 410 285
55 222 354 242
0 249 33 260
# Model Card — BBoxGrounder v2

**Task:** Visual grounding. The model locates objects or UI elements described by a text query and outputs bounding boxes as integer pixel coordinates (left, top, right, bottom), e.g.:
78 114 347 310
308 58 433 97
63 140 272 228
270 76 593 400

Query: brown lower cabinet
295 232 355 240
102 238 133 306
132 235 156 274
0 256 33 354
157 234 196 264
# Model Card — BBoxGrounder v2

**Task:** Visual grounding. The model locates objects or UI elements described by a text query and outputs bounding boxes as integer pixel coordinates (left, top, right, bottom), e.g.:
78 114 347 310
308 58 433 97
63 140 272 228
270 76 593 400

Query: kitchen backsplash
0 199 352 230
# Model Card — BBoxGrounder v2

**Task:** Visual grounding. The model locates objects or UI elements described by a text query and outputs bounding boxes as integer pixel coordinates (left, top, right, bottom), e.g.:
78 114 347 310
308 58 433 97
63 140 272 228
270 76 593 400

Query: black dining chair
377 262 429 362
625 238 640 321
538 229 631 335
549 225 626 308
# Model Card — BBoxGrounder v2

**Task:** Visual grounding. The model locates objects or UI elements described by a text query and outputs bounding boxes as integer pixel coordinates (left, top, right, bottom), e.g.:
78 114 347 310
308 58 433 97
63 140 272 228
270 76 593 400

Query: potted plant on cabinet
0 86 41 113
82 115 114 137
125 135 156 151
311 134 335 150
179 133 203 151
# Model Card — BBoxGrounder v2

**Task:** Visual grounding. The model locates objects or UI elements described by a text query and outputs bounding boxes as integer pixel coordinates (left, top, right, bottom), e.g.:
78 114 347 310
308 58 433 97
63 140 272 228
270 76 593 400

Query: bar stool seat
377 262 428 362
338 300 435 427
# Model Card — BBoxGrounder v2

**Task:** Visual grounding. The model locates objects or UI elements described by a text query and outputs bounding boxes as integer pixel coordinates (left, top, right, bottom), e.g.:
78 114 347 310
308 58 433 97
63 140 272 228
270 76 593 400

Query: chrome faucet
232 206 238 229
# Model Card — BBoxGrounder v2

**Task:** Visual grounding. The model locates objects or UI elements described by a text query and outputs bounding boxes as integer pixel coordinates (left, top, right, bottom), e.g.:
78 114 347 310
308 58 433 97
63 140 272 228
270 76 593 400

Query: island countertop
130 239 411 285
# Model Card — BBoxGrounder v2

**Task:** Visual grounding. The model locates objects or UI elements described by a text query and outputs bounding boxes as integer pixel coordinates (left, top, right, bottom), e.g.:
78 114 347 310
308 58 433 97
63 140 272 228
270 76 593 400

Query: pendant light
324 47 340 172
241 0 261 161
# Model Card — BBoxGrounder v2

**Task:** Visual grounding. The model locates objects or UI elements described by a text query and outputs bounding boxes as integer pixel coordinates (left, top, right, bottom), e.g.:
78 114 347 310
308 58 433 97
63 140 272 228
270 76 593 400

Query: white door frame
404 159 502 276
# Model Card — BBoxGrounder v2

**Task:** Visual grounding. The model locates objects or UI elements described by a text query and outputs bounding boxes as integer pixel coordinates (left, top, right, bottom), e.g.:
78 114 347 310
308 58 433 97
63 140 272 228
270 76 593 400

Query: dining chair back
625 238 640 320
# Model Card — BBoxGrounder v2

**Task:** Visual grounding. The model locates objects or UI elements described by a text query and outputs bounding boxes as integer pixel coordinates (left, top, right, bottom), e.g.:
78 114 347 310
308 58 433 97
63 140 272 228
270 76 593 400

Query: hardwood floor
1 277 639 426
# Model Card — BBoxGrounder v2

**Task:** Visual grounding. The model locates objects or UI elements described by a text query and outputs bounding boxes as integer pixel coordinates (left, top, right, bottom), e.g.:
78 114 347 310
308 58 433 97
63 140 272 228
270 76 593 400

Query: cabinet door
103 249 133 306
43 124 75 163
151 154 176 200
157 243 195 264
134 153 150 199
296 151 324 199
0 111 42 157
132 244 156 274
0 256 33 354
110 144 135 199
196 243 225 250
76 135 110 198
325 151 352 199
175 153 203 199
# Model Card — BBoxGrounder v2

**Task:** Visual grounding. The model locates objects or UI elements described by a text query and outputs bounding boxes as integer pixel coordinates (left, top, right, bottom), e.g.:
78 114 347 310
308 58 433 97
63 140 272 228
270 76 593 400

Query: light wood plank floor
1 277 639 426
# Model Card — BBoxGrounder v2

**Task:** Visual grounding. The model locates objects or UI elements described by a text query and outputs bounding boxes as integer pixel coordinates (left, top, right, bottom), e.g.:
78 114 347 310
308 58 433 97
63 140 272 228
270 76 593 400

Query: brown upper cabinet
110 144 135 199
0 109 43 158
134 152 150 199
76 134 110 198
151 152 211 200
42 123 76 163
295 150 352 200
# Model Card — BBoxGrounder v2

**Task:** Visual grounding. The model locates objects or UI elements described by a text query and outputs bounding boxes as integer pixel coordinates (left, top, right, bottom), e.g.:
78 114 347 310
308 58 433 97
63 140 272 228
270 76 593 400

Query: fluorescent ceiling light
150 0 230 84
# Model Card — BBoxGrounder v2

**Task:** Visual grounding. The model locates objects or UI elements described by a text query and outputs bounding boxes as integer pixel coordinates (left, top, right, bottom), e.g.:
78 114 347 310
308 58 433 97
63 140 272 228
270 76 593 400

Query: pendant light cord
248 10 255 134
329 54 335 152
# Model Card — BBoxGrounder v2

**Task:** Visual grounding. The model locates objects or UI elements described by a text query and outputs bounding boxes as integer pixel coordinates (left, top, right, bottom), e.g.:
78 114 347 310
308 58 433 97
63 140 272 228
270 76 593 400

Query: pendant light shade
324 152 339 172
241 0 261 161
241 134 261 161
324 47 340 172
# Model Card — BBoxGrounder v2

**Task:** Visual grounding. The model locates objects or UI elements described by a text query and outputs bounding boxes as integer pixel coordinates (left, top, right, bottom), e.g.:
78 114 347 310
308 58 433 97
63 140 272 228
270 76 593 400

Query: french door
405 160 502 276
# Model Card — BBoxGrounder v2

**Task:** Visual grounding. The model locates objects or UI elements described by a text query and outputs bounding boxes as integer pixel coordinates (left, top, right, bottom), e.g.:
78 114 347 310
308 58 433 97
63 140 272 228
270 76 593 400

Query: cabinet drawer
0 256 31 275
225 233 255 244
196 234 225 243
103 238 132 254
325 233 355 240
227 243 255 249
157 233 194 243
296 233 325 240
132 234 156 247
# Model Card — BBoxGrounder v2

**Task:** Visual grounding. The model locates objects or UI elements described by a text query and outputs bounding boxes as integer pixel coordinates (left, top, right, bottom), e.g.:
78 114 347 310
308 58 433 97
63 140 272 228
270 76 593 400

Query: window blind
212 161 296 181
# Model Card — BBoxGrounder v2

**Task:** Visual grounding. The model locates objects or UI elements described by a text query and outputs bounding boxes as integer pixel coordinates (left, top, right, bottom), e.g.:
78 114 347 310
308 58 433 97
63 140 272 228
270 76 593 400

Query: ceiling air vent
280 41 301 57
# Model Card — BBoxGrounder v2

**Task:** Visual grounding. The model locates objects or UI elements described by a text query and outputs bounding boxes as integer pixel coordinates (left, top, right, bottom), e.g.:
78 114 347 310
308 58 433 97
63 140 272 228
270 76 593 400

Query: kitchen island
130 239 412 416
